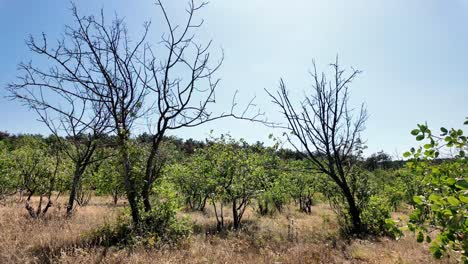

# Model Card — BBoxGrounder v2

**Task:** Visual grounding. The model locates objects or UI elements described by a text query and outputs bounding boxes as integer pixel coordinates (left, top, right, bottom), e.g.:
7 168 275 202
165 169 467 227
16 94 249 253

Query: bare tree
9 1 262 226
8 3 147 222
267 58 368 234
140 0 262 213
8 38 111 216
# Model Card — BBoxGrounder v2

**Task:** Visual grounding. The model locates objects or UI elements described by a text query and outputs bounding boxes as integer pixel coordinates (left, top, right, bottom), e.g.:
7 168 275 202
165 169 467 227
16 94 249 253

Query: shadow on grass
28 238 103 264
192 219 260 237
29 214 189 263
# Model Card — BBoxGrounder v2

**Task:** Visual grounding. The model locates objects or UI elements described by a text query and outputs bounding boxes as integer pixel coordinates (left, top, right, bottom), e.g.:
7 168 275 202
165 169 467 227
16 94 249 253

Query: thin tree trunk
25 191 36 218
66 167 82 216
232 199 240 230
142 136 164 213
43 177 55 215
200 195 208 212
42 198 53 215
119 134 140 226
123 152 140 225
212 198 224 232
18 189 23 202
36 194 43 216
113 191 118 206
142 185 152 212
342 186 362 234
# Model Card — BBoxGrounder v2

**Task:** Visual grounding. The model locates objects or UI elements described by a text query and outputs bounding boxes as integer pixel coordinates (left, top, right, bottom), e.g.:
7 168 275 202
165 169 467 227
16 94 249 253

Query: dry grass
0 196 456 264
0 196 119 263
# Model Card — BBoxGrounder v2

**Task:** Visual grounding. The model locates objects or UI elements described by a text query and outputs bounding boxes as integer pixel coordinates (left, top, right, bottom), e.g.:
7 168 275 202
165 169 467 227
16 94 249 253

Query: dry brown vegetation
0 196 455 264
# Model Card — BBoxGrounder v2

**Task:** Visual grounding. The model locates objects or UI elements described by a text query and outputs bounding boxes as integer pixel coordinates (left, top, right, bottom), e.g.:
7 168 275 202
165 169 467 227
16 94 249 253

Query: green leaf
418 124 428 133
416 135 425 141
417 231 424 243
424 150 434 157
444 177 455 185
426 236 432 243
411 129 420 136
403 152 411 158
429 244 443 259
447 196 460 206
455 179 468 190
423 144 432 149
440 127 448 133
442 209 453 216
428 193 442 203
459 194 468 203
413 196 424 205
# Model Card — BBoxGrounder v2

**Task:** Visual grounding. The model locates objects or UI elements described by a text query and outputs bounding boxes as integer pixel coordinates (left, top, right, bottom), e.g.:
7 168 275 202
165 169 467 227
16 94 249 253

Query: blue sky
0 0 467 157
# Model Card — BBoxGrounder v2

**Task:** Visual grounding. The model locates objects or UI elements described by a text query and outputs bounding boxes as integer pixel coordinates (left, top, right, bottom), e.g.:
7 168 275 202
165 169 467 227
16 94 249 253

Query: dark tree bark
66 144 96 216
212 197 224 232
113 193 119 206
232 199 239 230
66 168 82 216
231 198 248 230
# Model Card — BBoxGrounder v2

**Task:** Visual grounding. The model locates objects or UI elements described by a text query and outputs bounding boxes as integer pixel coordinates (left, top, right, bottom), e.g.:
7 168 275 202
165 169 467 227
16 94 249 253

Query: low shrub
87 198 191 248
360 196 401 237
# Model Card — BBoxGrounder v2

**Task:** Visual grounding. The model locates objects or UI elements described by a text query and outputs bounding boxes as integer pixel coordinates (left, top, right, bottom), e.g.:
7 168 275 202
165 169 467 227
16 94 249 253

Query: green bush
141 199 192 246
88 198 191 248
368 169 409 210
360 196 398 236
87 215 135 247
256 174 290 216
257 190 289 216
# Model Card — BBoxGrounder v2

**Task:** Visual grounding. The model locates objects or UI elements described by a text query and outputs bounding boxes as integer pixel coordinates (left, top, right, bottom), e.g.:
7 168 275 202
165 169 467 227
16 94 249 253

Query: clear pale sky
0 0 467 157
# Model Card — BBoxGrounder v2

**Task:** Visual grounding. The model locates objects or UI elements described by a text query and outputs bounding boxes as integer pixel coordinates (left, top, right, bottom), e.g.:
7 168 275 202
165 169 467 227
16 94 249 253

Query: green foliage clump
142 205 192 247
256 176 289 216
0 141 16 198
89 187 191 248
360 196 401 237
286 160 322 214
405 121 467 262
368 169 407 210
172 134 281 230
91 148 125 204
166 155 211 211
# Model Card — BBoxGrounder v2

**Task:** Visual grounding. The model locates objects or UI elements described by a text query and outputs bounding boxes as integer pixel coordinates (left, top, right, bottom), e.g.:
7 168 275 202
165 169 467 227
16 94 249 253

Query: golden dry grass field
0 196 456 264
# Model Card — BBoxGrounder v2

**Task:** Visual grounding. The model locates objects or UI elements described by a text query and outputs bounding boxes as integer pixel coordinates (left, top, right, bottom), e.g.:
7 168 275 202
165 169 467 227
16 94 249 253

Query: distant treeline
0 130 406 170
